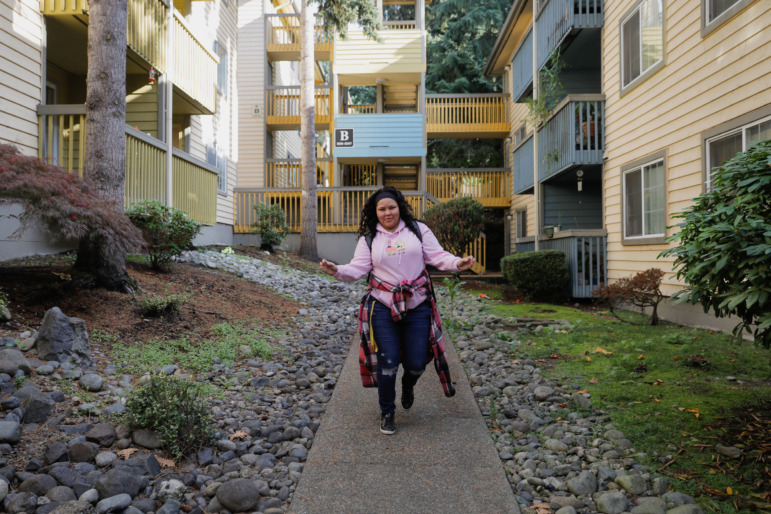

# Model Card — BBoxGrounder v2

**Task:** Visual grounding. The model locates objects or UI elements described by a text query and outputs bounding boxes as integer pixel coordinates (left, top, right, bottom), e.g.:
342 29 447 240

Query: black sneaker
380 413 395 435
401 380 415 410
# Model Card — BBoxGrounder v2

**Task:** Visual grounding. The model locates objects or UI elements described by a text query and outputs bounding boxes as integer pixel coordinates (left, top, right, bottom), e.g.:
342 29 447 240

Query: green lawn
455 284 771 513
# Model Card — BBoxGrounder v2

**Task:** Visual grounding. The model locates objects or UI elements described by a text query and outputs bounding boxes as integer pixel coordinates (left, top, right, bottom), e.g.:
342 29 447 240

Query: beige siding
237 0 268 188
603 0 771 295
126 78 159 137
335 30 425 77
0 0 42 154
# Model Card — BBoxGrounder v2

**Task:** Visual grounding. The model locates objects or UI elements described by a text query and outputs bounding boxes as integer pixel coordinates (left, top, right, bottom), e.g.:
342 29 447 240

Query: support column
531 6 540 251
165 5 174 208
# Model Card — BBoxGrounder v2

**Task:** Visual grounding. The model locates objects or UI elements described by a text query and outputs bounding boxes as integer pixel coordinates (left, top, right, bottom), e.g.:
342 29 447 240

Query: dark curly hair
357 186 421 240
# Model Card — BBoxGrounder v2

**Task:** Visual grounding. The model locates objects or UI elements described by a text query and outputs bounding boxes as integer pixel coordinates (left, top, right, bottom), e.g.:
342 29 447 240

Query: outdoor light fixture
148 67 157 84
576 169 584 191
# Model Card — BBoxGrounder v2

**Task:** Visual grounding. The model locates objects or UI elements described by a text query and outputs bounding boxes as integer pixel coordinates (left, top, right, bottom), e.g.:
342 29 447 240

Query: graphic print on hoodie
385 239 406 257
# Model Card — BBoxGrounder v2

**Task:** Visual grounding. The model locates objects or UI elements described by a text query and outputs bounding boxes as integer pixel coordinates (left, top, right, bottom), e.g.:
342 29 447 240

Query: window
207 143 228 195
706 0 740 23
214 41 228 96
702 0 753 35
515 209 527 239
706 115 771 189
623 157 666 241
621 0 664 89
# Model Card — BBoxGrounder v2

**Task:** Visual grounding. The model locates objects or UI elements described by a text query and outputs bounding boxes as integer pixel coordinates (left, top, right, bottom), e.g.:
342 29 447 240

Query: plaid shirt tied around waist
357 269 456 398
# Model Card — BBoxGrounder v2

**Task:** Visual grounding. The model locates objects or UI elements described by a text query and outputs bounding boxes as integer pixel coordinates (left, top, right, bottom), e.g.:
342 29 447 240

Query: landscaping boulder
0 421 22 444
35 307 91 367
0 348 31 373
13 385 55 423
215 478 260 512
94 468 148 499
86 424 117 447
50 501 96 514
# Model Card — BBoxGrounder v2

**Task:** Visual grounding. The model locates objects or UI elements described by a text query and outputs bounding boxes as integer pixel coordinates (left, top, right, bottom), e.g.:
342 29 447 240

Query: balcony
536 0 604 69
40 0 217 114
426 94 509 139
265 14 333 61
512 135 535 194
265 158 334 188
511 28 533 102
514 230 607 298
333 113 425 159
335 29 425 81
37 105 218 225
266 86 332 130
426 169 511 207
537 94 604 182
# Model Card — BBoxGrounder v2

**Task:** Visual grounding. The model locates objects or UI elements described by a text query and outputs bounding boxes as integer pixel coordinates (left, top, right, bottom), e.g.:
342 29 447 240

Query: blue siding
334 114 425 159
512 136 535 194
511 28 533 102
543 180 602 229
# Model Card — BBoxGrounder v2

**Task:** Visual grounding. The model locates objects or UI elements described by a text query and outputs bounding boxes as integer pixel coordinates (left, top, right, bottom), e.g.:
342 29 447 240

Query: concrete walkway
289 334 521 513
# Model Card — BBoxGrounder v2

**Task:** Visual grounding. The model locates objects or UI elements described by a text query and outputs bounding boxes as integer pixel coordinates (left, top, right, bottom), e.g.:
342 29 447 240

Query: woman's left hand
456 256 475 271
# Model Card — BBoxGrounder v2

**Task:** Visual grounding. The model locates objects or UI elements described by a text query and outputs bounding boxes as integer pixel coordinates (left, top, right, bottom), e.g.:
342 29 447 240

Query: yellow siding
126 78 159 138
0 0 42 154
603 0 771 295
237 0 268 189
335 30 425 77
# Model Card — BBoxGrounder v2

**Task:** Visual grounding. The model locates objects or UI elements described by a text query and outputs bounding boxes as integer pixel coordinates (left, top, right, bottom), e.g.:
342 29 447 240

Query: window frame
214 40 228 97
515 208 527 240
621 150 667 246
703 110 771 191
619 0 666 96
701 0 754 37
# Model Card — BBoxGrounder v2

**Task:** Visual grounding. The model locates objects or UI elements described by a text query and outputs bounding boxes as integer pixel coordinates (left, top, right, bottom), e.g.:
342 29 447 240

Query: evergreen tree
425 0 510 169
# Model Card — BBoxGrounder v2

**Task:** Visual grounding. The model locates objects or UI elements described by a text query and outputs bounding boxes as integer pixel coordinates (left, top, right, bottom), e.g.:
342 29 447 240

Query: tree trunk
298 1 319 262
75 0 134 292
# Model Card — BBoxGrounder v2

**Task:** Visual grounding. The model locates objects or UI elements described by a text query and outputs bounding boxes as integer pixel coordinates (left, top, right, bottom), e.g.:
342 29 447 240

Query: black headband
374 190 398 204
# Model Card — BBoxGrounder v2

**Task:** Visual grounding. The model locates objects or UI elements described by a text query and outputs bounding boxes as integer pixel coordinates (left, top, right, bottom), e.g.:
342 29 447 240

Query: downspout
532 0 540 251
165 3 174 207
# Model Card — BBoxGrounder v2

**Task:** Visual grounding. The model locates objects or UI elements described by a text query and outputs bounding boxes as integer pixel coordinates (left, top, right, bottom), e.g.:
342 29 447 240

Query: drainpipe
532 0 540 251
165 3 174 207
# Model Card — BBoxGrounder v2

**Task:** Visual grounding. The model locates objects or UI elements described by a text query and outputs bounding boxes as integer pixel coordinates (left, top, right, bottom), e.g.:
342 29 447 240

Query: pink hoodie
333 219 462 310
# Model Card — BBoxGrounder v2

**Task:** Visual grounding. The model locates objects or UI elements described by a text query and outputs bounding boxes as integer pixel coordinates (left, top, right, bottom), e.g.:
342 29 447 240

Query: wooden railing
267 87 332 126
40 0 217 113
511 27 533 102
265 159 334 188
426 169 510 207
344 104 376 114
265 14 333 54
538 94 604 181
37 106 217 225
426 94 508 137
464 234 487 274
383 21 418 30
173 11 217 113
344 164 377 186
512 135 535 194
536 0 604 70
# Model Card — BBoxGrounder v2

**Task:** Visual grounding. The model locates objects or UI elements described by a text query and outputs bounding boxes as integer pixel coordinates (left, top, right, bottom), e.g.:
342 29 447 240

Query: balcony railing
267 86 332 128
383 21 418 30
515 230 606 297
426 169 511 207
511 27 533 102
426 94 508 138
40 0 217 114
265 159 334 188
265 14 333 56
536 0 604 70
343 104 376 115
512 135 535 194
538 94 604 181
37 105 218 225
343 164 377 186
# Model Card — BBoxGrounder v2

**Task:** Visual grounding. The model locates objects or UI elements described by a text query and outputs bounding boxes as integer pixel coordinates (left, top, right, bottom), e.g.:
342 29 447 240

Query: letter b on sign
335 128 354 148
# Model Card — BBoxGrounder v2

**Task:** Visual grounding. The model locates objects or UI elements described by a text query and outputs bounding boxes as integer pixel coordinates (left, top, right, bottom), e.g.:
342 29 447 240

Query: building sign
335 128 354 148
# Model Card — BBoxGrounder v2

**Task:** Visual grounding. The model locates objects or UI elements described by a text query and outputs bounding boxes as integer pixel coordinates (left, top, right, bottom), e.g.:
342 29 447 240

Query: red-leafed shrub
593 268 665 325
0 144 145 256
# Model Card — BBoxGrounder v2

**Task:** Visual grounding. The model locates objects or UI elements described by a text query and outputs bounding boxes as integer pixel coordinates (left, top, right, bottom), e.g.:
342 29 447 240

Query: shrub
126 201 201 271
500 250 569 302
423 197 485 257
0 144 144 256
660 140 771 347
122 374 215 459
137 292 188 317
251 202 289 252
592 268 665 325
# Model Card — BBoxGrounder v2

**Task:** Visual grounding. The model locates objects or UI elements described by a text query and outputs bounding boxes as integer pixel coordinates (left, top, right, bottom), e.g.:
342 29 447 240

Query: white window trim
622 155 667 244
705 113 771 190
619 0 666 96
701 0 754 37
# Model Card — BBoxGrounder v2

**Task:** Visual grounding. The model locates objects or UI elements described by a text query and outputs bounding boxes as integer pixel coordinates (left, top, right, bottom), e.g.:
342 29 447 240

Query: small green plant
122 374 215 459
15 375 27 388
137 292 189 317
126 201 202 271
220 246 235 255
90 329 121 345
500 250 569 302
442 276 466 331
251 202 289 252
523 48 566 127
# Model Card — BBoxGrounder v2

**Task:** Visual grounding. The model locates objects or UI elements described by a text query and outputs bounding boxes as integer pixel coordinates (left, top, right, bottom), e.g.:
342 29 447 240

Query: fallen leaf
156 456 175 469
653 398 661 403
532 504 552 514
577 389 589 394
117 448 138 460
594 347 613 355
230 430 249 441
584 357 592 362
558 403 568 408
653 379 664 386
674 355 681 361
637 354 645 360
727 487 733 495
589 377 598 384
512 360 520 364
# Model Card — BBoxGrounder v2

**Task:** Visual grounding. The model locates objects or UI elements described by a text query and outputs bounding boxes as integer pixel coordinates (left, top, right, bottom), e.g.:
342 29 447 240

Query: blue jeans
369 299 431 415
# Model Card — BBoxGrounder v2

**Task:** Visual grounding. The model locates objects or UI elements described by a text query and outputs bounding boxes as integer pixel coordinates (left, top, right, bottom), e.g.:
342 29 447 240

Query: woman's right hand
320 259 338 276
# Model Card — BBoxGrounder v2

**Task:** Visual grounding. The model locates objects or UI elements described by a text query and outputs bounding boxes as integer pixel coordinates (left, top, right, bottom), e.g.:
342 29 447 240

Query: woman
320 186 474 435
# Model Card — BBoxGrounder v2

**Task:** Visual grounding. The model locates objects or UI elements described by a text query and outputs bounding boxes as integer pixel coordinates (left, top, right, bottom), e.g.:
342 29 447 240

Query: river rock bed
0 250 704 514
